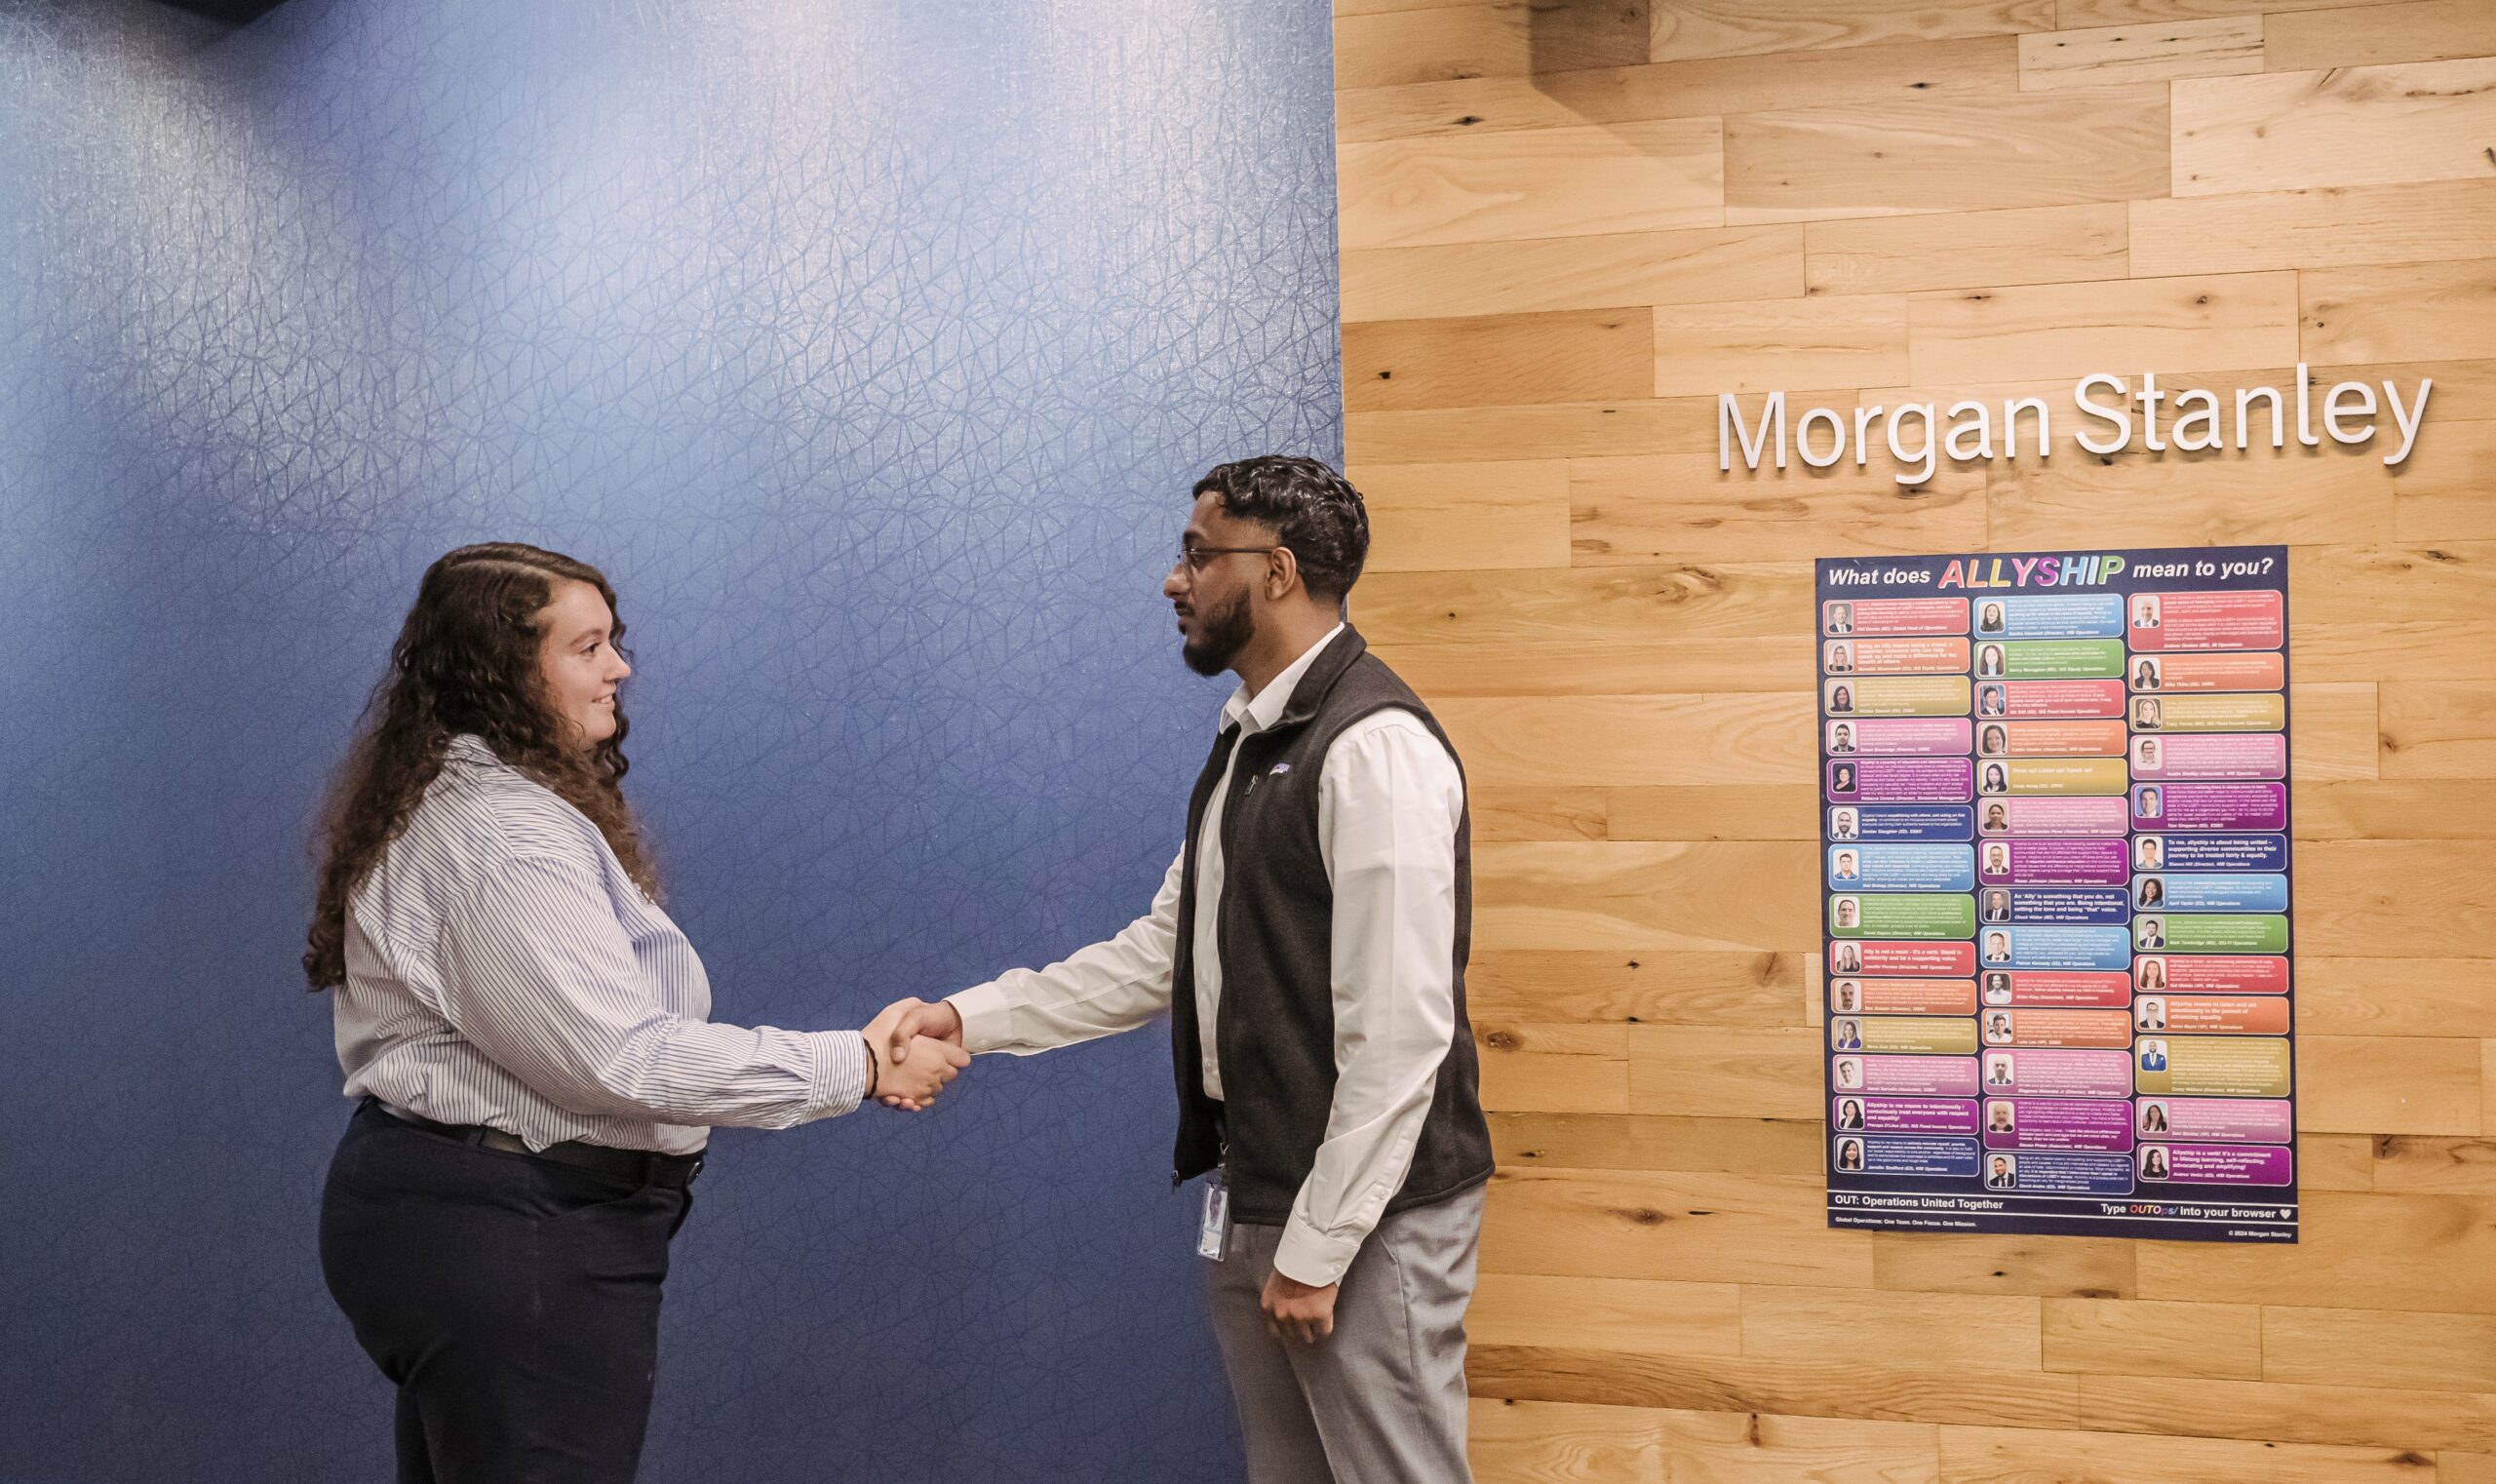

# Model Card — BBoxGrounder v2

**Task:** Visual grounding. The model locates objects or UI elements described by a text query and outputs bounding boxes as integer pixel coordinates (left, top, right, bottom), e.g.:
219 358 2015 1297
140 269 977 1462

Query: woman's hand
866 997 966 1111
879 1034 969 1110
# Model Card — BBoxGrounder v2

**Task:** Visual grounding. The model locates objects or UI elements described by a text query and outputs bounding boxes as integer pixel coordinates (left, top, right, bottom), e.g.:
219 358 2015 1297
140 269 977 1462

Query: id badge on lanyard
1196 1170 1230 1262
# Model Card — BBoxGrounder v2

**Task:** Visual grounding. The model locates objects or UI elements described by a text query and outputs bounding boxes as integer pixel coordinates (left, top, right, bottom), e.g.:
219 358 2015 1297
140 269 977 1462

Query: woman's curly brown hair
304 542 659 990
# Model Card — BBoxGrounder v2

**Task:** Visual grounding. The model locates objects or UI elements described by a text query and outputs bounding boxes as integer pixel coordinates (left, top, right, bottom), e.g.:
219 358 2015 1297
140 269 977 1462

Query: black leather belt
369 1098 702 1189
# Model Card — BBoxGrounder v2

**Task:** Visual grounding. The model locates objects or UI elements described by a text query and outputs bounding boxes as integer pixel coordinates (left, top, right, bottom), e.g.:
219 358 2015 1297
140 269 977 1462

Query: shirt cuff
810 1028 873 1118
1272 1214 1364 1288
949 984 1013 1055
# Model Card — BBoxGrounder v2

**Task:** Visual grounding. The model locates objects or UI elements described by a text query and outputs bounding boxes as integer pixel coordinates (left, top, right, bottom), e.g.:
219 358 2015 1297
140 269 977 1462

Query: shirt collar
445 733 503 766
1220 622 1347 738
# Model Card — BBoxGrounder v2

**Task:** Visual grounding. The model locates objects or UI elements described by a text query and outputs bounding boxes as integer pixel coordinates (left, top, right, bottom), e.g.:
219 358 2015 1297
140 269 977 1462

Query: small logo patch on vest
1268 763 1292 775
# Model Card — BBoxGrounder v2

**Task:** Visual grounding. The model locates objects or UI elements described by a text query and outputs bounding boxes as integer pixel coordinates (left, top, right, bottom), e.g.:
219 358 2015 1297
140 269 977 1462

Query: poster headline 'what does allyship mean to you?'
1723 367 2432 481
1818 546 2295 1244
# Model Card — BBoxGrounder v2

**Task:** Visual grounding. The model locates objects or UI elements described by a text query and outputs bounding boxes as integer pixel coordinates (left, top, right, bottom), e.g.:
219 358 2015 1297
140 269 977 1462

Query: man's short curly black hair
1191 455 1370 602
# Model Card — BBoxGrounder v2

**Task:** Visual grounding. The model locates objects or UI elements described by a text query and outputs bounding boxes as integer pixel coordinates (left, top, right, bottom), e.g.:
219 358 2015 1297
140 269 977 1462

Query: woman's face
537 579 633 747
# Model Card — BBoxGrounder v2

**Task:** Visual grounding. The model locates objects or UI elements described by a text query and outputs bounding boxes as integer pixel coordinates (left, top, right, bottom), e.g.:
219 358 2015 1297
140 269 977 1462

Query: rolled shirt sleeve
1272 712 1465 1287
438 848 872 1133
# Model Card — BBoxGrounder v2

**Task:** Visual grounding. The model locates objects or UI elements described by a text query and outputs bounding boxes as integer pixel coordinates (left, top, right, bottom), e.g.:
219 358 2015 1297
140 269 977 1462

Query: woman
309 544 967 1482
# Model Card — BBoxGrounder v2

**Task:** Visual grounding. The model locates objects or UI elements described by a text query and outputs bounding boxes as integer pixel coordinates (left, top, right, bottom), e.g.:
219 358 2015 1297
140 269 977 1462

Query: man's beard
1182 587 1255 677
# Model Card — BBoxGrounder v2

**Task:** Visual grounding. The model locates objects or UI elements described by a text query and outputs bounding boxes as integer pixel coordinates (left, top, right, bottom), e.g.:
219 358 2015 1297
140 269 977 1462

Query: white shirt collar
1220 622 1347 738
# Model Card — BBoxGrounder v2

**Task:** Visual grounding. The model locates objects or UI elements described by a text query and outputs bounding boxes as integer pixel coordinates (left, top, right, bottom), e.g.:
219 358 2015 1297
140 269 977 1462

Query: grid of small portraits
1820 572 2294 1228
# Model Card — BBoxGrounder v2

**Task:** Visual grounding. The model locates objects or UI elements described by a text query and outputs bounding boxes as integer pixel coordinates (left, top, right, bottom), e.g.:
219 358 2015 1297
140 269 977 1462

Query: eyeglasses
1171 544 1280 572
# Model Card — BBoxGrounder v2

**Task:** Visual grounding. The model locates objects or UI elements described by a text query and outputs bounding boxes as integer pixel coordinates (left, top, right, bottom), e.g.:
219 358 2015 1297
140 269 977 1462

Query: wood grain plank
1357 458 1573 571
2061 0 2422 20
1573 454 1991 565
1476 1021 1632 1113
1335 36 2019 143
2300 841 2496 959
1375 636 1807 699
2263 1304 2496 1391
1345 308 1654 413
1471 1273 1744 1355
1490 1110 1830 1175
1468 949 1811 1026
1936 1424 2436 1484
2303 1132 2381 1191
2296 780 2496 839
1808 204 2128 297
1657 294 1909 396
1482 1167 1876 1285
2174 59 2496 195
2132 180 2496 277
1725 87 2170 223
2136 1189 2496 1313
2292 682 2381 783
2381 681 2496 778
2265 0 2496 72
2019 16 2263 91
2041 1298 2264 1380
1988 450 2397 551
1342 224 1803 323
1467 785 1611 842
2372 1136 2496 1195
1472 1342 2083 1427
1654 0 2055 62
2078 1373 2496 1451
2394 417 2496 541
2299 958 2496 1038
1333 0 1649 92
1629 1025 1825 1117
1743 1285 2046 1369
2291 541 2496 684
1870 1233 2138 1300
1474 840 1817 952
1908 272 2300 385
1356 560 1810 648
1347 396 1732 464
2304 259 2496 368
1467 1395 1668 1483
1438 693 1812 787
1604 784 1820 840
1339 119 1723 251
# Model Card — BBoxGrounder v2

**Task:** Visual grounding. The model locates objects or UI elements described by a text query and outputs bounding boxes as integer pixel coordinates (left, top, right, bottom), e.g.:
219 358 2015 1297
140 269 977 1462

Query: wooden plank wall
1329 1 2496 1478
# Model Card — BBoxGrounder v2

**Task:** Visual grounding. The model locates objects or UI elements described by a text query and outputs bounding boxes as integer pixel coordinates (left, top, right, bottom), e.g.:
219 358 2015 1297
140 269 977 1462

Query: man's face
1164 492 1272 677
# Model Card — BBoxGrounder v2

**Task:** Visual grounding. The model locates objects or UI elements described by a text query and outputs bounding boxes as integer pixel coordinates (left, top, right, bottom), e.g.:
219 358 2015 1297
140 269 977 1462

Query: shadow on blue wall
0 0 1339 1478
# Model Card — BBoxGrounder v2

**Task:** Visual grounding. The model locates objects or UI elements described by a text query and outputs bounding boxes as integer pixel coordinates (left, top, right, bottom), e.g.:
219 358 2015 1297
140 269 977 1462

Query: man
874 456 1491 1483
1987 1155 2016 1190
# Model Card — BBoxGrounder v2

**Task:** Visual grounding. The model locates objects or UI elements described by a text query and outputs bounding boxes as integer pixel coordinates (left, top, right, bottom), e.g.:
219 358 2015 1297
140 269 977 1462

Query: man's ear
1266 544 1301 602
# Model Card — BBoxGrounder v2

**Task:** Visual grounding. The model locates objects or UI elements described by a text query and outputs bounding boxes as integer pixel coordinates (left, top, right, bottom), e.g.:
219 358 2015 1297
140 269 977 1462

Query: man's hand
878 1035 969 1108
865 997 965 1111
1261 1269 1338 1345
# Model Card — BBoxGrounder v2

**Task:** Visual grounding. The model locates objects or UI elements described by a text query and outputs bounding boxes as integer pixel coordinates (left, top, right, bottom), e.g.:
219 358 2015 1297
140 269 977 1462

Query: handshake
857 996 972 1111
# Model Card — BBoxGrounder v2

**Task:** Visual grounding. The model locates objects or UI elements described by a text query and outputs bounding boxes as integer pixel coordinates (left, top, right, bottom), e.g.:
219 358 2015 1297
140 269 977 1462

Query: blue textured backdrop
0 0 1340 1478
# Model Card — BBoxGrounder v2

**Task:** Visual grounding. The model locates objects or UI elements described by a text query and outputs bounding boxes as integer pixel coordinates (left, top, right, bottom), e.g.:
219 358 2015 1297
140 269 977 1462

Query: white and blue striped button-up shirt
334 734 870 1154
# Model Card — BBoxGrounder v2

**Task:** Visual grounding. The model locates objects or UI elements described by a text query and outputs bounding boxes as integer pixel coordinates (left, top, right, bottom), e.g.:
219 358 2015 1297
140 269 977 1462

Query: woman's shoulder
400 740 607 875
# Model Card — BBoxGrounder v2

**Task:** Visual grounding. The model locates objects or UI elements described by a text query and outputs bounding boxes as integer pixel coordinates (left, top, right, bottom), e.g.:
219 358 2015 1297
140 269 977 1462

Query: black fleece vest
1168 628 1495 1225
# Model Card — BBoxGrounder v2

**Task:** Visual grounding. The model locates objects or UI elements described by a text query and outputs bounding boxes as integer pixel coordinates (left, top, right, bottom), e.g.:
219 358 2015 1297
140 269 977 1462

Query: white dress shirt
334 735 872 1153
949 626 1466 1285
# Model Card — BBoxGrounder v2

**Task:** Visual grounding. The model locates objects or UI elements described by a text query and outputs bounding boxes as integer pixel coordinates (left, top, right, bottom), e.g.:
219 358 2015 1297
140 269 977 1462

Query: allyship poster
1818 546 2296 1242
